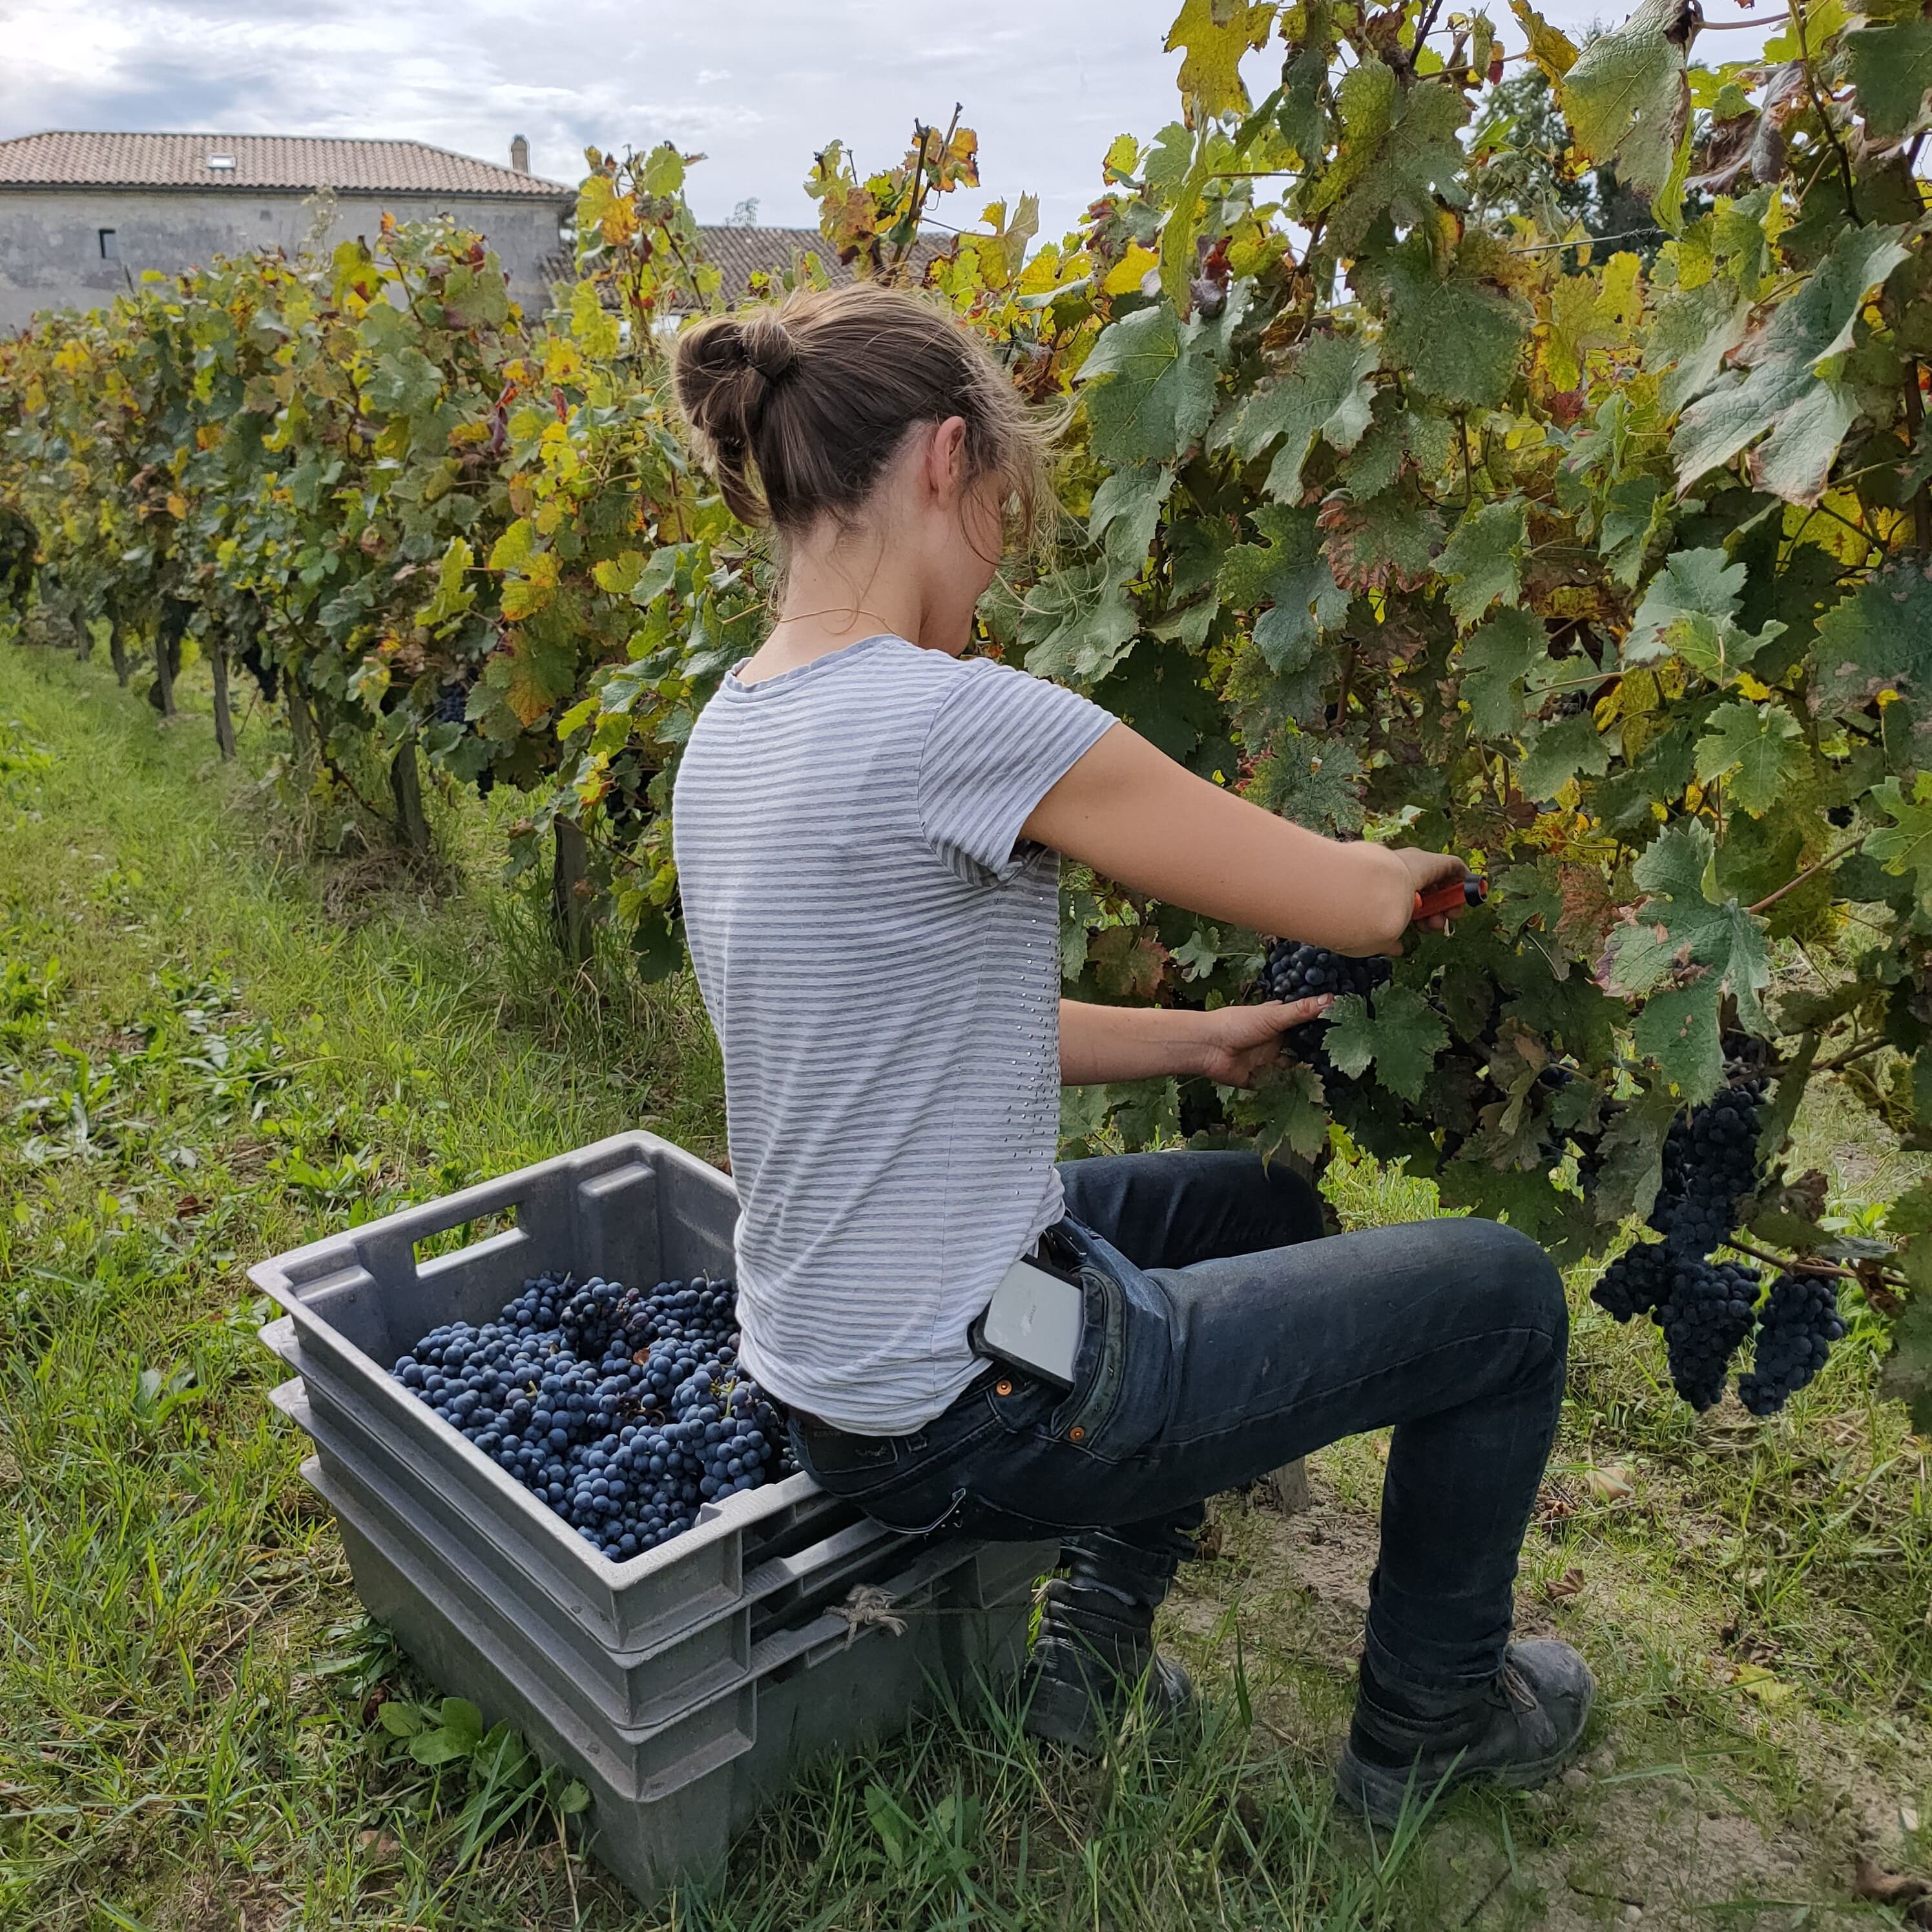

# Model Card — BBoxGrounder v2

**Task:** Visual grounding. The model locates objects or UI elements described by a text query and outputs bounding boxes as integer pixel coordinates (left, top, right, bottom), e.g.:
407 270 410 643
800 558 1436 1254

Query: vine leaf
1672 222 1915 506
1215 335 1379 501
1308 67 1470 251
1089 463 1176 568
1324 986 1449 1103
1865 773 1932 913
1381 241 1531 413
1218 503 1350 672
1017 560 1139 685
1510 0 1579 79
1459 607 1561 736
1602 818 1772 1097
1317 491 1440 591
1812 566 1932 720
1519 711 1612 801
1439 497 1529 628
1844 20 1932 141
1232 1061 1330 1163
1080 304 1219 466
1165 0 1278 125
1559 0 1696 230
1622 547 1783 683
1693 701 1806 816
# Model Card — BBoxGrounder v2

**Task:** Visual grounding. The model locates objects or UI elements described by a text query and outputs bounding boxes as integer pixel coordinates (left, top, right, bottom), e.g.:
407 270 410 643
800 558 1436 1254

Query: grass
0 639 1928 1931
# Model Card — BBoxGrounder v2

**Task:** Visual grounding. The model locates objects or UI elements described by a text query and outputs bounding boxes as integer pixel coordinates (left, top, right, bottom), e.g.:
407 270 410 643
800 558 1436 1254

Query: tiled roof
0 132 574 199
694 225 946 303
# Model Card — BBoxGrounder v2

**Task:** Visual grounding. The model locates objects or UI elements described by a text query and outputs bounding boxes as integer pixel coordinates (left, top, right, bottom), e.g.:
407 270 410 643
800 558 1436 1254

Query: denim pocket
1035 1261 1171 1466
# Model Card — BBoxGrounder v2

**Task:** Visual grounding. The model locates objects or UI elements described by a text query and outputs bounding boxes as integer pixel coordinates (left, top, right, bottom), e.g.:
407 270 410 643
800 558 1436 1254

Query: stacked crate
253 1132 1052 1905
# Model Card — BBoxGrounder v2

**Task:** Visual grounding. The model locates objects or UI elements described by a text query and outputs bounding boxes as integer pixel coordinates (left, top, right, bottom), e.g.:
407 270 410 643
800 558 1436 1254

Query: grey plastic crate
306 1451 1034 1827
249 1132 887 1651
272 1374 1048 1733
261 1319 904 1653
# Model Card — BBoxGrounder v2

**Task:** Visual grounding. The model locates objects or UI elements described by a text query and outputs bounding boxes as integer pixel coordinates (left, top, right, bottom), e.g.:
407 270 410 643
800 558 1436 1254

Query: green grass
1 641 1928 1931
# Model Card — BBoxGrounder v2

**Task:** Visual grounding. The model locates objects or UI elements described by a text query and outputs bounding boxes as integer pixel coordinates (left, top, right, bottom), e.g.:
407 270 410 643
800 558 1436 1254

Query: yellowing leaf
1165 0 1278 126
1510 0 1579 79
1103 244 1160 296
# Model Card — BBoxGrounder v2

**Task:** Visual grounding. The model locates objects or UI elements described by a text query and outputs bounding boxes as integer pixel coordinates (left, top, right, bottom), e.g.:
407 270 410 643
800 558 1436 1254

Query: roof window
205 154 236 171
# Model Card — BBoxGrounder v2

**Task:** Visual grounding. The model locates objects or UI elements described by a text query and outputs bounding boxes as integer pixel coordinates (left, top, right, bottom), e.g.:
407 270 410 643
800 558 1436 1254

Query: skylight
205 154 236 171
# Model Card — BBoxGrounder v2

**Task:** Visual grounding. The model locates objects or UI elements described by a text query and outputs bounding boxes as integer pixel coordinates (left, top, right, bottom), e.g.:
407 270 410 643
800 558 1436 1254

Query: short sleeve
917 658 1116 883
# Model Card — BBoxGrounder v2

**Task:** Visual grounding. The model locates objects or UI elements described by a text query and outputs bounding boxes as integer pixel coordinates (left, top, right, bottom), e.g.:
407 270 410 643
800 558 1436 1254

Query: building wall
0 188 573 331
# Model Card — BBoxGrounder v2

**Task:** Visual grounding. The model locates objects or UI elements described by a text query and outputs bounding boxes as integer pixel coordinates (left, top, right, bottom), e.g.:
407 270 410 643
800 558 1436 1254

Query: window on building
98 229 118 261
205 154 236 172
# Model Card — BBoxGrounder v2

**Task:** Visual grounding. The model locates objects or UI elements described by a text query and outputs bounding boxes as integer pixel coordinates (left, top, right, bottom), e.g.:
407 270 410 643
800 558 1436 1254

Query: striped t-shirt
671 635 1115 1435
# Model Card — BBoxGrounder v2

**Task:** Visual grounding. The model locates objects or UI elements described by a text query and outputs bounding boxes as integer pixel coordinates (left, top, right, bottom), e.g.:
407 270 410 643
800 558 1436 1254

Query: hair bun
740 313 797 386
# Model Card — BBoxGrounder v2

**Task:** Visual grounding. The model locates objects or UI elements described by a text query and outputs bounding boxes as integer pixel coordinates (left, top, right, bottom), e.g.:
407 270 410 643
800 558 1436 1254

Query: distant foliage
3 0 1931 1423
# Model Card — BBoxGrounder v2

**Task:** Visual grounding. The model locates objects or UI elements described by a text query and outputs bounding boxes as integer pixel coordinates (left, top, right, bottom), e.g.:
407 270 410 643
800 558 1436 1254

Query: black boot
1023 1518 1199 1752
1336 1640 1595 1825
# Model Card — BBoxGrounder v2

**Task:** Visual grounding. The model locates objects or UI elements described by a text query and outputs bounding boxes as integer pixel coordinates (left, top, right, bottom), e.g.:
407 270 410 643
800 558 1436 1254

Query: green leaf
1559 0 1694 229
556 1779 591 1816
1215 335 1379 501
1601 818 1772 1092
378 1700 424 1738
1623 548 1783 684
367 345 443 418
1459 607 1559 737
1323 986 1449 1103
1877 1291 1932 1435
1438 497 1528 628
1518 711 1611 800
1218 504 1349 674
1232 1061 1329 1162
1079 305 1218 466
1017 561 1139 685
1812 566 1932 721
440 1698 484 1752
1381 246 1530 413
1693 701 1805 816
1088 464 1174 568
1672 222 1914 505
1865 773 1932 913
1309 70 1470 251
1845 21 1932 140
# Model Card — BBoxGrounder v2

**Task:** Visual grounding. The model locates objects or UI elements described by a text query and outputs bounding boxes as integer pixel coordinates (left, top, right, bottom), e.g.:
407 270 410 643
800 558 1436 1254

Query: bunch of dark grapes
390 1268 795 1563
1256 941 1392 1065
1590 1240 1672 1323
432 684 470 727
1259 940 1392 1005
1656 1258 1761 1411
1736 1272 1847 1416
1653 1077 1766 1260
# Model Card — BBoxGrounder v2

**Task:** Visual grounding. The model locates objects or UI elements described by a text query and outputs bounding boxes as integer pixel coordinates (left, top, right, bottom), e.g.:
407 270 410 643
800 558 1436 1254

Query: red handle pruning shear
1413 875 1489 922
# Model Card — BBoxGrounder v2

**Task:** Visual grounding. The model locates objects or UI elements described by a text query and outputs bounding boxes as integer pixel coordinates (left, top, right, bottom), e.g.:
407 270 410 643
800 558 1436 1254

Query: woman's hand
1191 996 1334 1088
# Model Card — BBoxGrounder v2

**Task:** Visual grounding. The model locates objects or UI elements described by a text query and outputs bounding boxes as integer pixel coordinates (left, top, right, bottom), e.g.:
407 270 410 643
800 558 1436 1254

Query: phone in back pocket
969 1256 1085 1389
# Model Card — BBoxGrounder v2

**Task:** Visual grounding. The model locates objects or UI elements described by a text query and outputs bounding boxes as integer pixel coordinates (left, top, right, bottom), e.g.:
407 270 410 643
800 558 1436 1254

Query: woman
669 284 1591 1822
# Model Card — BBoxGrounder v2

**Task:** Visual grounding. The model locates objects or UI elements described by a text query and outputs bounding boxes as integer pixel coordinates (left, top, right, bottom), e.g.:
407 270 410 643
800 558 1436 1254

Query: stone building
0 132 576 330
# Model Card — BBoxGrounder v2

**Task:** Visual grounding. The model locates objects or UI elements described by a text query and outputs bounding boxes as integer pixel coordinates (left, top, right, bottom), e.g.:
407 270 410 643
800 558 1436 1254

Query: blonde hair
671 283 1052 547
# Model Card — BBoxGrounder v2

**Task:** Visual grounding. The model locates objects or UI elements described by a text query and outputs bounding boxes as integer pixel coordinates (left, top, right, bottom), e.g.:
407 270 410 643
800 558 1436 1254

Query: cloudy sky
1 0 1774 239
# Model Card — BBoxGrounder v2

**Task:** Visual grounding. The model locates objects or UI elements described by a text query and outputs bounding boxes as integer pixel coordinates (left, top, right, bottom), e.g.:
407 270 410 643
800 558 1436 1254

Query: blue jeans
789 1150 1569 1703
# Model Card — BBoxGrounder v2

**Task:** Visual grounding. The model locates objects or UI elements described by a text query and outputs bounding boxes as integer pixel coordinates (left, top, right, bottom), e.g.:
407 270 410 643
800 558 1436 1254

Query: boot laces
1497 1661 1539 1714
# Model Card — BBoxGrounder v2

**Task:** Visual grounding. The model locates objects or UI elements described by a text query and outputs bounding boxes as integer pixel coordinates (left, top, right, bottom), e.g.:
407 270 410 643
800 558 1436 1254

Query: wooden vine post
390 736 431 853
210 639 236 760
552 818 593 966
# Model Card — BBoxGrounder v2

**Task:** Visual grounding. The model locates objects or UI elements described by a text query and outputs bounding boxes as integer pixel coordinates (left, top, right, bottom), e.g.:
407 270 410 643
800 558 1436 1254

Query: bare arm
1024 723 1464 957
1059 994 1332 1087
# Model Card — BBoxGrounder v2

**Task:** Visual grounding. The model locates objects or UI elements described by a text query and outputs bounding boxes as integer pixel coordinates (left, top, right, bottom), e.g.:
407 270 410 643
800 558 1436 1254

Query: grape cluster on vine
390 1269 795 1561
1590 1070 1849 1414
1654 1077 1766 1260
1255 940 1392 1065
1738 1273 1848 1416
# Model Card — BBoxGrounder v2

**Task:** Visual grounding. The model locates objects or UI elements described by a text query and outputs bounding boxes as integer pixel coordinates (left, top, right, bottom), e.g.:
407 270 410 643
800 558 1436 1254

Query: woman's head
671 284 1051 582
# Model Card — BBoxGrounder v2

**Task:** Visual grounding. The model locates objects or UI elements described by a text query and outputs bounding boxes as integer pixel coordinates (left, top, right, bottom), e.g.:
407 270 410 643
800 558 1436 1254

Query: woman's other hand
1194 996 1333 1088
